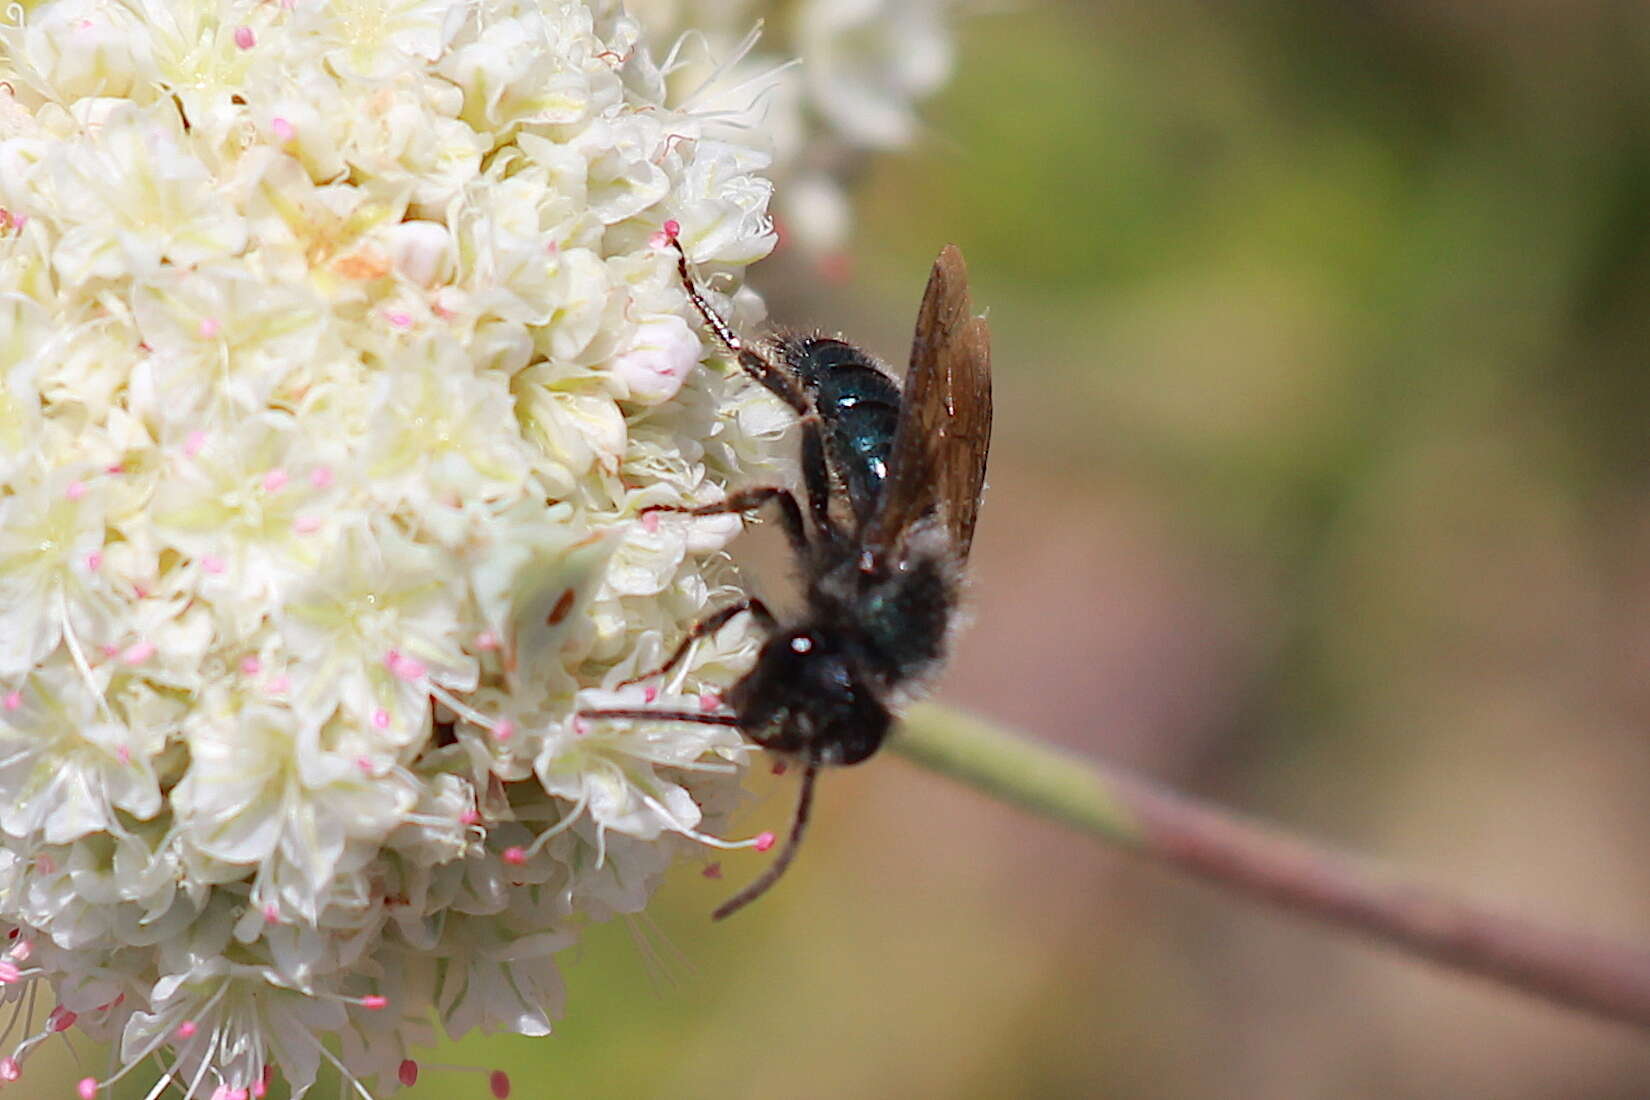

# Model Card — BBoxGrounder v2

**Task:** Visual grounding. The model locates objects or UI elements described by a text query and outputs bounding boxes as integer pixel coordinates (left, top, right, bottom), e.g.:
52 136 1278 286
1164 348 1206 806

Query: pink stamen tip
293 515 321 534
265 675 290 694
65 480 87 500
7 940 28 961
490 1069 511 1099
361 995 387 1011
460 809 481 826
698 693 721 712
78 1076 97 1099
271 117 294 141
0 1057 18 1081
755 832 776 852
385 310 413 328
233 25 254 49
356 757 372 775
771 760 788 776
35 856 55 874
641 511 660 534
263 904 279 923
0 961 18 983
85 551 102 571
3 691 20 710
197 317 221 339
211 1088 229 1100
309 466 334 488
105 463 124 474
116 745 130 764
177 1020 197 1039
702 862 722 879
475 630 499 651
398 1060 419 1087
502 847 526 866
663 219 680 238
371 708 390 729
251 1080 268 1100
261 468 288 492
120 641 156 665
239 655 261 676
643 685 658 703
386 652 425 681
51 1010 76 1032
492 719 514 743
228 1090 248 1100
202 554 226 575
572 717 591 736
184 430 206 457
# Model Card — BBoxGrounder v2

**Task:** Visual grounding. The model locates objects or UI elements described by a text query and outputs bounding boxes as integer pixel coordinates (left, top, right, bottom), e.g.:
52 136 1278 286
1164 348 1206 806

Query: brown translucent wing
864 245 994 564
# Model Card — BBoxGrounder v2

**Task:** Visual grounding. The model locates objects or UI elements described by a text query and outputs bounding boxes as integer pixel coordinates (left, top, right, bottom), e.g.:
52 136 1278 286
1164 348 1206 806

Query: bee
582 227 992 919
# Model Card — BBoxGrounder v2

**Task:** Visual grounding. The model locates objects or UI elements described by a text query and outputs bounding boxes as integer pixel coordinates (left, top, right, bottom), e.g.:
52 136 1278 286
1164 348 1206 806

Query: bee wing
865 244 994 564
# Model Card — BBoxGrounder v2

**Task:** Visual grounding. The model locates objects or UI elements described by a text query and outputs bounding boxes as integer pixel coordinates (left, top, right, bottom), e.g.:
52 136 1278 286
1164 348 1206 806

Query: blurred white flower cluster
0 0 803 1095
617 0 957 258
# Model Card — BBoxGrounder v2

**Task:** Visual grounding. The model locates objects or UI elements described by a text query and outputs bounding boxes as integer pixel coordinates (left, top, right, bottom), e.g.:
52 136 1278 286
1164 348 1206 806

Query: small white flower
609 313 703 404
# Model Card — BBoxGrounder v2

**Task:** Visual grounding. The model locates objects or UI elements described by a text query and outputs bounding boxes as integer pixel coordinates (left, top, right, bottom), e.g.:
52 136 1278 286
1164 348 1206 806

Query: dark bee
581 229 992 919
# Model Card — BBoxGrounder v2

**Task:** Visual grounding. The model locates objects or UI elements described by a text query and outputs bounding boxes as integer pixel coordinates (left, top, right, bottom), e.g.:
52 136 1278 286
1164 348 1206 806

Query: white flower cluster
0 1 794 1095
615 0 958 257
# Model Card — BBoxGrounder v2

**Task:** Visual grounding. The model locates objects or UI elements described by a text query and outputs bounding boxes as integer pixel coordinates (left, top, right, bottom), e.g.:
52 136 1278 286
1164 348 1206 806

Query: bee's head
730 626 889 766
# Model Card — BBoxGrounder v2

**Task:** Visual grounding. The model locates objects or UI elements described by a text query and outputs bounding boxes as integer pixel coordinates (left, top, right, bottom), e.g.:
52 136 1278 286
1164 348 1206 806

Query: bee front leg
618 597 777 688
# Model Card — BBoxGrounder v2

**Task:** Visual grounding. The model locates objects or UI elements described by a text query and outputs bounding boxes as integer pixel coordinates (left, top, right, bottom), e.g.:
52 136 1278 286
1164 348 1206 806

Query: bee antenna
712 756 820 921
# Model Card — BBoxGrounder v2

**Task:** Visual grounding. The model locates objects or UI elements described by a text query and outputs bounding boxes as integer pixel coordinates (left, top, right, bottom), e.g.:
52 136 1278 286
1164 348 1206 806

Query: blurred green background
90 0 1650 1096
438 3 1650 1098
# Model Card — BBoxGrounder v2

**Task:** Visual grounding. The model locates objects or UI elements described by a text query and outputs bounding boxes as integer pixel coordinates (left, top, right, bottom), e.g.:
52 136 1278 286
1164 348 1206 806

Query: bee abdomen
777 336 901 525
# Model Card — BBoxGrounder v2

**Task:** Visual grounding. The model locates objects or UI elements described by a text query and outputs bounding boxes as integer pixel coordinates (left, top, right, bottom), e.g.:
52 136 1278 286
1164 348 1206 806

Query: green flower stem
892 704 1650 1032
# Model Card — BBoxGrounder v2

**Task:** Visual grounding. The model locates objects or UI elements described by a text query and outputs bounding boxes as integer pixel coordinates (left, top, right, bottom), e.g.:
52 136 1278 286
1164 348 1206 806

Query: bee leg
796 416 842 546
667 232 811 416
576 708 742 727
618 596 776 688
643 485 813 560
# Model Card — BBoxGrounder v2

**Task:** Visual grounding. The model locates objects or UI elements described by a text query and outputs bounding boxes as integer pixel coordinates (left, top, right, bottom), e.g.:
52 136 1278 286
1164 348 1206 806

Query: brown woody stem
891 704 1650 1031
